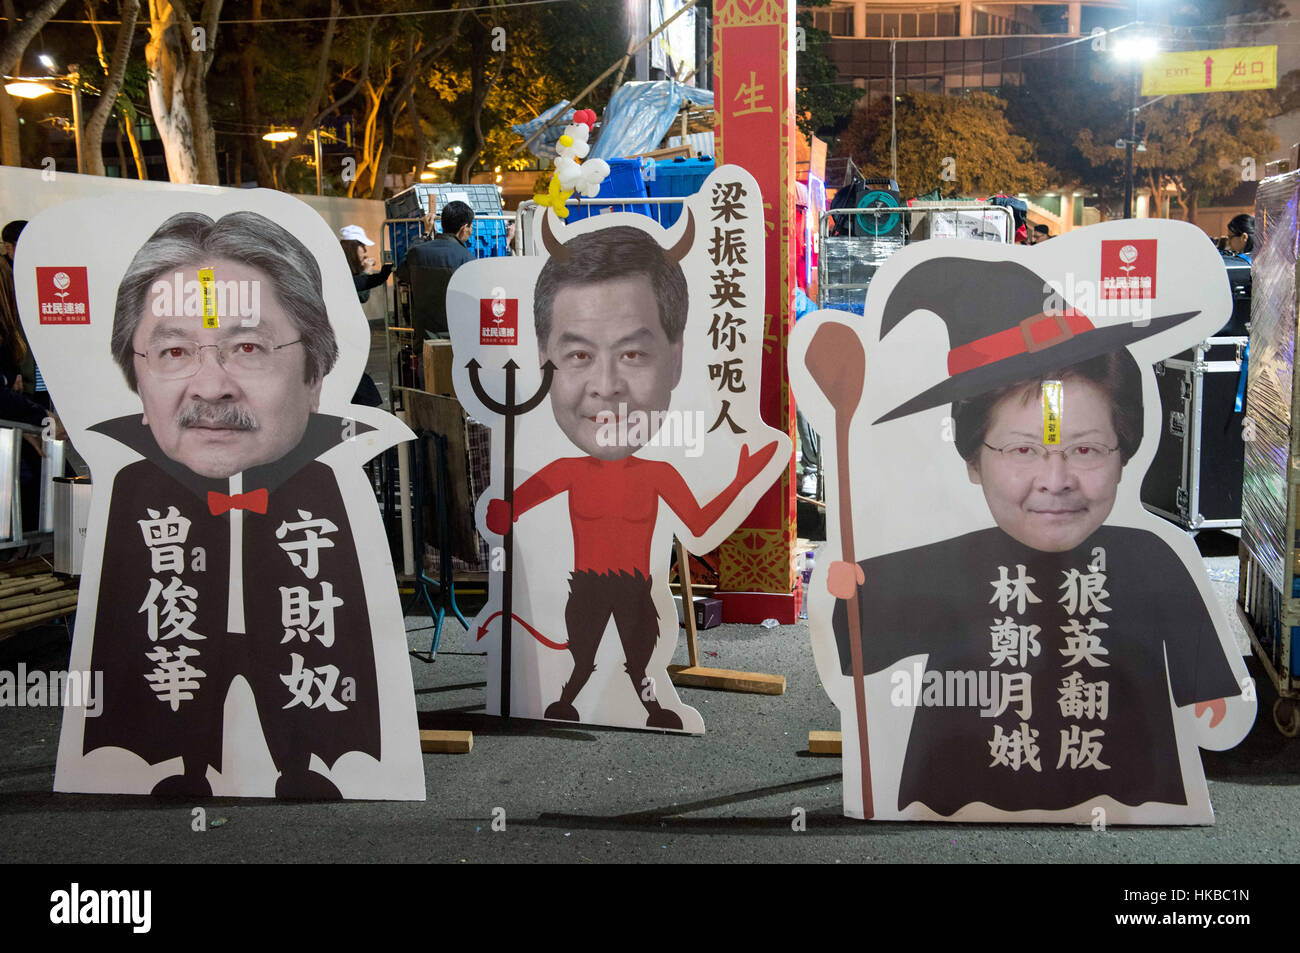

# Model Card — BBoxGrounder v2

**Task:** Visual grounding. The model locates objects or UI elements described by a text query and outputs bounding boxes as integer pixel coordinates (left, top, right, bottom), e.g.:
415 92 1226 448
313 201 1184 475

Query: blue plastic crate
647 156 714 227
566 157 651 223
385 220 424 267
468 217 509 258
387 182 505 220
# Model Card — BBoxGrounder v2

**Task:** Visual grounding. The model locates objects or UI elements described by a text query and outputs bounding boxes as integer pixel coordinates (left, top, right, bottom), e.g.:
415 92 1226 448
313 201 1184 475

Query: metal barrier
0 417 65 551
817 203 1015 313
515 197 690 255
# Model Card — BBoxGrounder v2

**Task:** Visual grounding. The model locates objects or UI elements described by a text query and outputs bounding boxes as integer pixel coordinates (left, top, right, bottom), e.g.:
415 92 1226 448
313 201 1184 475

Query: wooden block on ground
419 729 473 754
667 664 785 695
808 730 842 756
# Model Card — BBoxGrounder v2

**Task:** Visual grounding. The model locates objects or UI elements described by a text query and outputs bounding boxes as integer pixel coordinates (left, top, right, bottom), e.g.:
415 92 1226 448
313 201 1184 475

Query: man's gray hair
111 210 339 391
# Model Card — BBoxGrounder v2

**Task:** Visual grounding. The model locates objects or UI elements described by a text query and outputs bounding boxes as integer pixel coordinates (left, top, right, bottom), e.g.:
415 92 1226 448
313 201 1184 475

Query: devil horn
541 210 569 261
666 209 694 262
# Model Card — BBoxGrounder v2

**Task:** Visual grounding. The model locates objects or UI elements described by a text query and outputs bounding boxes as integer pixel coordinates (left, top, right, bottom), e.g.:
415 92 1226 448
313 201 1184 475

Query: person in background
1226 214 1254 262
1032 224 1051 243
0 251 66 531
2 220 47 408
396 200 475 341
337 226 387 408
2 220 26 264
339 225 392 304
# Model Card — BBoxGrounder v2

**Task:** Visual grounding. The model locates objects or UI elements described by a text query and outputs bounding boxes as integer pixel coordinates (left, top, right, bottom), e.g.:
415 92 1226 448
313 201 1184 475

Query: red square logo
35 266 90 324
480 297 518 346
1100 239 1157 299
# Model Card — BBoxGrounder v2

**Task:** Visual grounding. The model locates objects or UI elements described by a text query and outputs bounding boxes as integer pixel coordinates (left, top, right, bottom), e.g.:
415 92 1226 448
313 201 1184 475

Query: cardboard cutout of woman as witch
16 191 424 800
790 219 1255 823
449 166 790 733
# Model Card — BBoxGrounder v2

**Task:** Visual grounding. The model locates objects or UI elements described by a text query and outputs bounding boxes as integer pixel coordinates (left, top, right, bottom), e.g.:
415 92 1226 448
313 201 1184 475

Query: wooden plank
667 664 785 695
419 729 473 754
808 730 842 756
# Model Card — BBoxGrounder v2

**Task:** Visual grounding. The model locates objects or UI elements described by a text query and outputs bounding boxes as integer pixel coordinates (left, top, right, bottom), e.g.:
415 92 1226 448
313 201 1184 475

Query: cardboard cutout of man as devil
450 166 790 733
790 219 1255 822
17 192 424 800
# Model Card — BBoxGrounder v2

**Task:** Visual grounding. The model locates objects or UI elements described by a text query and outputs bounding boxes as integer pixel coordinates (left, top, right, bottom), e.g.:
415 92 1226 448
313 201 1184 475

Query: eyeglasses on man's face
133 337 304 381
982 441 1119 471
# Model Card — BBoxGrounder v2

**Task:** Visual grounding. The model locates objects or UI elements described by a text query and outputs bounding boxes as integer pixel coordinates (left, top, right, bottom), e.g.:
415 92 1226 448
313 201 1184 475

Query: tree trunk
0 0 69 166
408 83 426 185
368 95 398 199
454 18 507 185
0 92 17 169
84 0 141 176
114 116 128 174
145 0 222 184
121 104 148 178
236 0 276 188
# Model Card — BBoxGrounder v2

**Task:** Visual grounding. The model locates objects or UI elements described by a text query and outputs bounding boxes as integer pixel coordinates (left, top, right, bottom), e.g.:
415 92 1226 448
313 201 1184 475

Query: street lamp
1114 35 1158 219
263 127 331 195
3 68 85 173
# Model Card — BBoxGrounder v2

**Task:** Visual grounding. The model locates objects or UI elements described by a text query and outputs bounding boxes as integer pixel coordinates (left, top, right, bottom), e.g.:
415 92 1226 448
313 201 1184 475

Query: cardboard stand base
667 540 786 696
419 730 474 754
808 730 841 756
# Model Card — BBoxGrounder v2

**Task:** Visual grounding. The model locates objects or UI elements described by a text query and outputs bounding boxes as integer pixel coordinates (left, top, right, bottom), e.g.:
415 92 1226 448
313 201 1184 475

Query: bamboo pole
514 0 700 156
0 593 77 624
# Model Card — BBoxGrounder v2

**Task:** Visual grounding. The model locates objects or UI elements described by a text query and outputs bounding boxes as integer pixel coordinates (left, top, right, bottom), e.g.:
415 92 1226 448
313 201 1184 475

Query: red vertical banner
713 0 797 622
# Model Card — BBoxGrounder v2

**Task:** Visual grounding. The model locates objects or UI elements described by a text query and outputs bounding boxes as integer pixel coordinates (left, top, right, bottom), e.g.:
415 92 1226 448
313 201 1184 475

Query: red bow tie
207 488 268 516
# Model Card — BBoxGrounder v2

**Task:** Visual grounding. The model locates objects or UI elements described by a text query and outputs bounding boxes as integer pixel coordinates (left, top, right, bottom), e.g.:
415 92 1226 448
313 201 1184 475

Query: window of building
832 9 853 34
864 12 882 35
937 11 956 35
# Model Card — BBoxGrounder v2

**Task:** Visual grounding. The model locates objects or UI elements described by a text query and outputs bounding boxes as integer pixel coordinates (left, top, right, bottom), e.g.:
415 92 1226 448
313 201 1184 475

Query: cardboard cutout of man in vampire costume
450 166 789 732
18 192 424 799
790 219 1255 823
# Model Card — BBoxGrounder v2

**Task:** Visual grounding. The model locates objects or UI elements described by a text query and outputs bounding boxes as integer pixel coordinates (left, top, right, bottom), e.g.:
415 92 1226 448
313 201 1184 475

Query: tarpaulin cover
511 100 574 161
513 82 713 161
1242 171 1298 592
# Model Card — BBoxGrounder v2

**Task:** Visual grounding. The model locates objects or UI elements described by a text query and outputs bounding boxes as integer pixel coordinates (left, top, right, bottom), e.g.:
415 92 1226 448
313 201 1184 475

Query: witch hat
873 257 1199 424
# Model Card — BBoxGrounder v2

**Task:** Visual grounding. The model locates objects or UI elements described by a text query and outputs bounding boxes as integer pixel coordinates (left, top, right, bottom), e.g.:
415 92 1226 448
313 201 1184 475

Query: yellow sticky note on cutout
1042 380 1063 445
198 267 217 328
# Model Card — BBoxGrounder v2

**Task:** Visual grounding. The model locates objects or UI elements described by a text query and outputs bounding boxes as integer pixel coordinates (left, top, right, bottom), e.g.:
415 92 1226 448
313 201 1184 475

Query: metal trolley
817 203 1015 312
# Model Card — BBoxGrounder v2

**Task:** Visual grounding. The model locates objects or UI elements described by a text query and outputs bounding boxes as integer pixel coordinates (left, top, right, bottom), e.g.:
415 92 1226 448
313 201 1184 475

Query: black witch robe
81 414 382 788
831 525 1241 816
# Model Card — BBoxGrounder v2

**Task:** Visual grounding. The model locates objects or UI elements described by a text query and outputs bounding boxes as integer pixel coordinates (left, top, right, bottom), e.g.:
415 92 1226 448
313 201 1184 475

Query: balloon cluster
533 109 610 219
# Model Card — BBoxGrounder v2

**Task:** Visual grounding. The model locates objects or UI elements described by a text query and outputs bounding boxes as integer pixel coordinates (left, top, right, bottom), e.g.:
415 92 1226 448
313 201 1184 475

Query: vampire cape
831 524 1241 816
81 413 381 789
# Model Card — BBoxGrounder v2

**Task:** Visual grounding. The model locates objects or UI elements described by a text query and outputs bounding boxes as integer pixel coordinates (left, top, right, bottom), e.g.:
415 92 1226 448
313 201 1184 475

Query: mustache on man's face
176 401 258 431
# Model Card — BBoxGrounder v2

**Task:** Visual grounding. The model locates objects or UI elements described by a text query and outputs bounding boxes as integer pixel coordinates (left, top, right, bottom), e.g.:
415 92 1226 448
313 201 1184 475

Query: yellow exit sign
1141 46 1277 95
